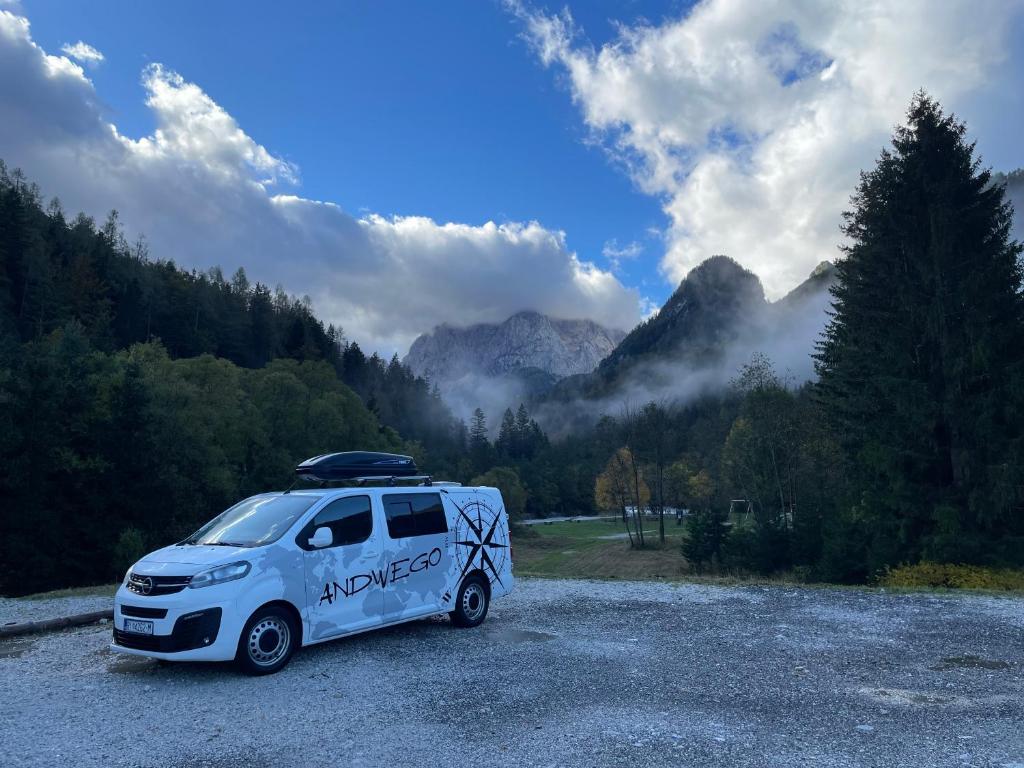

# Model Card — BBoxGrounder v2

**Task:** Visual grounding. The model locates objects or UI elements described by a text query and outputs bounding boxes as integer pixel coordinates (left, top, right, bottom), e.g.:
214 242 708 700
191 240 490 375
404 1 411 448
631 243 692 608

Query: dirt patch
930 654 1011 671
108 653 161 674
0 636 37 659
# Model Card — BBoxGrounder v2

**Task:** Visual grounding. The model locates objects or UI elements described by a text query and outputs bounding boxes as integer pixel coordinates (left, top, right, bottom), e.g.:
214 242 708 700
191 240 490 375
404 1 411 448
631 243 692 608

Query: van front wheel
450 576 489 628
235 606 297 676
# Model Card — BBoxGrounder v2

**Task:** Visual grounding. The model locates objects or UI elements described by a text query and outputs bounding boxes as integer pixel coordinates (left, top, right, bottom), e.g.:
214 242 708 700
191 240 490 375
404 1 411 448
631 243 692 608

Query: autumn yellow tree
595 447 650 547
688 469 714 512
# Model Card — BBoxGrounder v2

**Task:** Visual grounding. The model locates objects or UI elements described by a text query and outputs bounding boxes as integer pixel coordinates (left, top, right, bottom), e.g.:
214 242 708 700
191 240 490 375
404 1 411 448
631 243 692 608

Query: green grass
511 518 1024 594
15 584 118 601
879 562 1024 592
513 517 690 580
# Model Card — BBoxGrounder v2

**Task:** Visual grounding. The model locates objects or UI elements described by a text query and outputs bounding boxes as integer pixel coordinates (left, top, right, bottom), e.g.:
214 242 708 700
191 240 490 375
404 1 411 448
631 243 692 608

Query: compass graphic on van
453 498 508 587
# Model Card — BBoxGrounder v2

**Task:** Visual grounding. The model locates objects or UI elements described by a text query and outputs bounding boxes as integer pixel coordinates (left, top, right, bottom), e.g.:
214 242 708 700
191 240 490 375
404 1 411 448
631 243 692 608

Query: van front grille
126 573 192 596
120 605 168 619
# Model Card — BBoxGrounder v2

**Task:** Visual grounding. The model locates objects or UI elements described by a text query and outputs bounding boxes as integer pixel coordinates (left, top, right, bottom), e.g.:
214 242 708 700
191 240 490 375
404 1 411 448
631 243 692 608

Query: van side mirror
308 527 333 549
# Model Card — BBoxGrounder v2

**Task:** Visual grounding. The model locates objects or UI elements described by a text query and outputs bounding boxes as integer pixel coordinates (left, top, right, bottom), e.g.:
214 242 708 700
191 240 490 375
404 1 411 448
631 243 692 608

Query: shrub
471 466 527 519
880 562 1024 592
681 508 728 572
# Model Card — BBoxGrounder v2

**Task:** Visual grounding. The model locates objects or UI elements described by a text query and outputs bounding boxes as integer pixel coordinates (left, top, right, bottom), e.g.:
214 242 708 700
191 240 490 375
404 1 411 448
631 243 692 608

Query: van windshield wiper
205 541 250 547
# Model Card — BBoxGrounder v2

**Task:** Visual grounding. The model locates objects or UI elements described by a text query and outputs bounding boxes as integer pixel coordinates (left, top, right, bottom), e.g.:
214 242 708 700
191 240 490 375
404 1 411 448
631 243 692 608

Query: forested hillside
0 162 464 593
0 161 462 458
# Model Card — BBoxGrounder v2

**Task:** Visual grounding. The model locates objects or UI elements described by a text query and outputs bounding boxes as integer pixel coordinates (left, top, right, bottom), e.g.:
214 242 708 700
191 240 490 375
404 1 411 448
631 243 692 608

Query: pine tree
496 408 516 458
230 267 250 296
816 93 1024 574
469 407 487 443
468 407 492 474
681 508 728 573
514 403 531 456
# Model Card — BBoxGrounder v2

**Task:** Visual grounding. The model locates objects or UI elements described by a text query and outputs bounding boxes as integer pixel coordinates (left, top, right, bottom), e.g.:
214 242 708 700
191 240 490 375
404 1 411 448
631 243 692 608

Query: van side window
299 495 372 549
382 493 448 538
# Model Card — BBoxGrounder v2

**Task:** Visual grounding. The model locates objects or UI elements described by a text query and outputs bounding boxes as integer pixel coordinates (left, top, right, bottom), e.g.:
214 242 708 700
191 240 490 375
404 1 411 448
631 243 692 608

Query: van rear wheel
235 606 297 676
450 575 489 628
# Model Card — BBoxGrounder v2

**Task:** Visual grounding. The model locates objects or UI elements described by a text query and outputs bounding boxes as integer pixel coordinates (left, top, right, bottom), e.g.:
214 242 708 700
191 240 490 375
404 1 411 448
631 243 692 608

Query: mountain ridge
545 256 837 405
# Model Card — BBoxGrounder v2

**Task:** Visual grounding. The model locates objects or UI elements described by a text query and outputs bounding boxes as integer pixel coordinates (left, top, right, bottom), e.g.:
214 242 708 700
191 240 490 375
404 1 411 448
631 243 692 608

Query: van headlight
189 561 251 589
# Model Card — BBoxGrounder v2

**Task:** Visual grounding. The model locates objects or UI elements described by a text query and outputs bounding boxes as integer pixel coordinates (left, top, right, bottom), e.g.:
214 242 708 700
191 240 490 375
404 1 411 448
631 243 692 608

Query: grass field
512 517 690 580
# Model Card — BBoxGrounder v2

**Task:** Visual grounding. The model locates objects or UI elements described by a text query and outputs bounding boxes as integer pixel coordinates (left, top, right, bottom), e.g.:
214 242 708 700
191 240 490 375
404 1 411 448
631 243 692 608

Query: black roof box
295 451 418 482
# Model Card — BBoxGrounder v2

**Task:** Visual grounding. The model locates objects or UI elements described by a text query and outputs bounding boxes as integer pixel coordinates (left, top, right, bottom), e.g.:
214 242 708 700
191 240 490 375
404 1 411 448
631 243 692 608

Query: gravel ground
0 595 113 627
1 578 1022 768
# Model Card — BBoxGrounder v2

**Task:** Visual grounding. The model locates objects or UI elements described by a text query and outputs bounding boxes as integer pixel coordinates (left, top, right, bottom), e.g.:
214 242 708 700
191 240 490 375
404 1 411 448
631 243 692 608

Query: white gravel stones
0 594 113 627
0 578 1021 768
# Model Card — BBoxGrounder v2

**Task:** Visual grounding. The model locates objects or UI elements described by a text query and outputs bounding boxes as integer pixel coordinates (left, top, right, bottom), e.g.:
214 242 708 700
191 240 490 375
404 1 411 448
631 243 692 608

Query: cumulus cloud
60 40 103 65
0 10 639 353
512 0 1024 297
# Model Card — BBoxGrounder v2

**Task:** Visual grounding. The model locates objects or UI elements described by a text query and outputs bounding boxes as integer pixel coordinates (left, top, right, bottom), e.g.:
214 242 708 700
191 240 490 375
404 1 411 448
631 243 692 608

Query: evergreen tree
514 403 531 456
681 508 728 573
816 94 1024 575
496 408 516 458
468 407 492 474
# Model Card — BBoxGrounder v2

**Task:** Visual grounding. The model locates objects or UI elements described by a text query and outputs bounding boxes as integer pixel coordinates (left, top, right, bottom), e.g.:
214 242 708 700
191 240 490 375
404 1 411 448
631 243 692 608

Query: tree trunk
621 503 634 548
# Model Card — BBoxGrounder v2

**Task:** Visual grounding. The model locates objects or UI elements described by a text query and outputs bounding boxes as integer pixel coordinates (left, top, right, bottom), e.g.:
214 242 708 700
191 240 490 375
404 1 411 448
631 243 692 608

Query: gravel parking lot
1 578 1022 768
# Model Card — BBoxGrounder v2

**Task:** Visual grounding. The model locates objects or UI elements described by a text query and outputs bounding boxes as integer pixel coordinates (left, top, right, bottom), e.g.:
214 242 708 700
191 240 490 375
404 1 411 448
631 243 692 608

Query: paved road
521 515 612 525
1 579 1022 767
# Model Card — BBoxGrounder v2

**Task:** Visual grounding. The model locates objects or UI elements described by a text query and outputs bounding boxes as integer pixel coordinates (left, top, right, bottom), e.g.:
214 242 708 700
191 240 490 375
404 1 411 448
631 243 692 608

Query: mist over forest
532 259 836 435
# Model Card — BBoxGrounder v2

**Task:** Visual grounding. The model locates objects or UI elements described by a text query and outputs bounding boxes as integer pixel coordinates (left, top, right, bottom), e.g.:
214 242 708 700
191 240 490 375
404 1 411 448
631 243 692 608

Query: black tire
450 575 490 628
235 606 298 676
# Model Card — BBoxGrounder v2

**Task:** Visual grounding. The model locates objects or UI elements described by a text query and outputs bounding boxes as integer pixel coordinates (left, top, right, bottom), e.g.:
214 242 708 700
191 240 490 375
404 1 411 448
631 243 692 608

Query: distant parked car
111 452 514 674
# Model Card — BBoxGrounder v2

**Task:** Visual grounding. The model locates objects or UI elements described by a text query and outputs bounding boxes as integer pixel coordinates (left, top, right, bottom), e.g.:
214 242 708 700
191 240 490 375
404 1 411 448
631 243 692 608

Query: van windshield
183 494 318 547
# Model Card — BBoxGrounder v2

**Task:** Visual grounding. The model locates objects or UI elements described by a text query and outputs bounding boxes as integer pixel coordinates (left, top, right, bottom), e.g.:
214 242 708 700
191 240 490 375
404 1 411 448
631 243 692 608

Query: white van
111 452 514 675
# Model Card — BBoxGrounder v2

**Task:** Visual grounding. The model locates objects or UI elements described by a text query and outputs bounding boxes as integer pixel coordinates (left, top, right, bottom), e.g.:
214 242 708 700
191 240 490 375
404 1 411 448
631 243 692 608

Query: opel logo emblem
140 576 153 595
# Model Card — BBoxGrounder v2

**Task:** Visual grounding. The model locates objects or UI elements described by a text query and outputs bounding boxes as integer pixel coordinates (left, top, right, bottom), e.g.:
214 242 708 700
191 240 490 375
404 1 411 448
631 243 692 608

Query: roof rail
349 475 434 487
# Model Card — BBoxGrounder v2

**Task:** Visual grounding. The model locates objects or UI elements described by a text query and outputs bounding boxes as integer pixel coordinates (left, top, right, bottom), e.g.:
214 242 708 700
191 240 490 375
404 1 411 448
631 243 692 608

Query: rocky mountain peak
596 255 767 376
403 311 626 393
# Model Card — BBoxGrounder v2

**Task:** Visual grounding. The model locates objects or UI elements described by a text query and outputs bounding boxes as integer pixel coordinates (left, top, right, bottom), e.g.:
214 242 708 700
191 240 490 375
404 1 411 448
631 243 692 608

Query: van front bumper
112 607 222 653
110 585 246 662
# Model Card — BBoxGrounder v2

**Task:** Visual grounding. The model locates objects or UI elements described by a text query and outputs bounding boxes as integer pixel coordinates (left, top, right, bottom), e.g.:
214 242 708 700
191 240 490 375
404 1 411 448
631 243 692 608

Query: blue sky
3 0 1022 353
21 0 679 305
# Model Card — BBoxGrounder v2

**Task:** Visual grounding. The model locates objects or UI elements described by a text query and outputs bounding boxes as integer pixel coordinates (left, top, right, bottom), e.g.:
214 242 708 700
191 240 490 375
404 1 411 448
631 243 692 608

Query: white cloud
0 10 639 353
513 0 1024 297
601 237 642 272
60 40 103 66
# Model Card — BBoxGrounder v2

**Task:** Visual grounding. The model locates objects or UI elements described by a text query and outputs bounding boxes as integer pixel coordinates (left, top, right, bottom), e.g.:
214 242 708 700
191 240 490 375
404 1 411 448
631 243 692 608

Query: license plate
123 618 154 635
